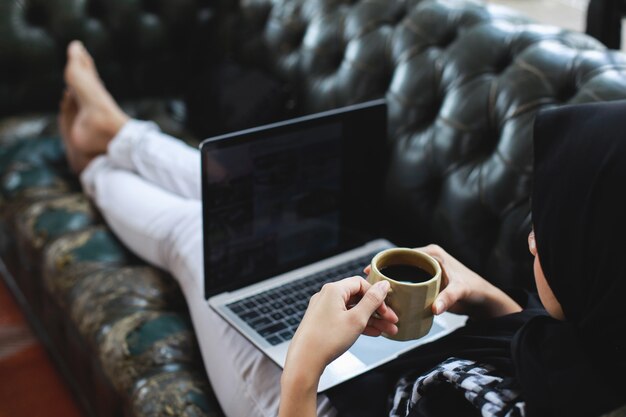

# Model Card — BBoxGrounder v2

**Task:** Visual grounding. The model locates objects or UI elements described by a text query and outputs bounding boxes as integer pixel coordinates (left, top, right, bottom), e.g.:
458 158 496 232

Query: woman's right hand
278 277 397 417
284 277 397 380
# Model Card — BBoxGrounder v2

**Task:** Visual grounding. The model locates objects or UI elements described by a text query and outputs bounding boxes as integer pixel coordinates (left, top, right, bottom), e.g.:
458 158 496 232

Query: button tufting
23 1 48 28
436 30 457 49
141 0 159 15
267 0 626 289
87 0 105 20
4 0 626 294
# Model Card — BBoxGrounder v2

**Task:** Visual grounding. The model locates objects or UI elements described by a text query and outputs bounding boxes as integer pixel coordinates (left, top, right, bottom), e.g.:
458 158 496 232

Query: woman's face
528 230 566 320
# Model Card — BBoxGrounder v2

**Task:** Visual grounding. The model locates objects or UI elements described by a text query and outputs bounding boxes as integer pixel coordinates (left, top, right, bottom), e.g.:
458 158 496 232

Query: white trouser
80 120 337 417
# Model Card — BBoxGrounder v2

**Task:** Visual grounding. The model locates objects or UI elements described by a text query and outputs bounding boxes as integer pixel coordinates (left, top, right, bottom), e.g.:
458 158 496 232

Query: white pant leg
80 157 337 417
182 273 338 417
106 119 202 200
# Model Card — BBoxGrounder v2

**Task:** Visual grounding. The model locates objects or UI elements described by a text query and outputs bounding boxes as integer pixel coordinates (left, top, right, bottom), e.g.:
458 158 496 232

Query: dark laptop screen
201 100 387 298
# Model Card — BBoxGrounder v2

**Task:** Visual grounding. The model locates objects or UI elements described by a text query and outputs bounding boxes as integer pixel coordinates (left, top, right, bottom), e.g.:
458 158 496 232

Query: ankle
92 106 129 143
73 107 129 154
104 109 129 139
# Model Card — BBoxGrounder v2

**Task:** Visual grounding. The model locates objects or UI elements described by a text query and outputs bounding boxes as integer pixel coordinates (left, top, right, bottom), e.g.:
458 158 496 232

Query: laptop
200 99 466 392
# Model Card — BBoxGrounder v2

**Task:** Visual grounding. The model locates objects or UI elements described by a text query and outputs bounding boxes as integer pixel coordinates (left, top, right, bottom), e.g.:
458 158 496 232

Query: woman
280 101 626 417
60 40 625 416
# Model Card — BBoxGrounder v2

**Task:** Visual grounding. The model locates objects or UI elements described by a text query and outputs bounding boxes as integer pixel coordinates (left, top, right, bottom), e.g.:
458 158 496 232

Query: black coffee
380 264 433 283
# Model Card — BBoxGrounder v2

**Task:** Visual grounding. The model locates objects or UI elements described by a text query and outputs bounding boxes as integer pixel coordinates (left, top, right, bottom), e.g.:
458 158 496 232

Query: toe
65 40 95 81
69 40 95 70
67 40 83 62
59 91 76 140
80 47 95 69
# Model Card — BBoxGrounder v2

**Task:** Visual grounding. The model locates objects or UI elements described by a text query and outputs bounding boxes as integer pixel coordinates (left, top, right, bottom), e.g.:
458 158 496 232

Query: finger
344 270 395 317
433 282 464 315
363 321 399 337
347 293 397 323
413 245 445 264
357 268 397 322
348 294 398 324
366 316 398 335
350 280 390 321
413 245 434 252
362 326 383 337
375 301 398 323
331 276 370 303
308 292 319 306
346 278 371 306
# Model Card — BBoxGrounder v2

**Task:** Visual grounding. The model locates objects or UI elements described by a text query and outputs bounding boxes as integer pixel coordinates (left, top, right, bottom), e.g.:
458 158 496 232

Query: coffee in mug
378 264 433 283
367 248 441 341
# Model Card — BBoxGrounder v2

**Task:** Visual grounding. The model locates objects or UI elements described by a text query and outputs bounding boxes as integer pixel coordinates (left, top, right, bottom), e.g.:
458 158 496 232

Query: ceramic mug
367 248 441 341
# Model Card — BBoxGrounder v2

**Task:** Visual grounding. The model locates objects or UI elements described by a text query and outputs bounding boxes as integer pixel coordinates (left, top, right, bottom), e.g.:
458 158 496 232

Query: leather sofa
2 0 626 416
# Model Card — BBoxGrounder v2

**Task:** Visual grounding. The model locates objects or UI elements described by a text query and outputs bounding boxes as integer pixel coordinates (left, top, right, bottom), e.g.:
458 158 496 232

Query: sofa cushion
131 369 223 417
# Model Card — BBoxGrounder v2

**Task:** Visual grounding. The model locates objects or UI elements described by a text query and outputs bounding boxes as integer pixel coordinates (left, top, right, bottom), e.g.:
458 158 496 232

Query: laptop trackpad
349 321 444 365
349 335 417 365
318 321 448 391
319 350 367 392
318 335 422 392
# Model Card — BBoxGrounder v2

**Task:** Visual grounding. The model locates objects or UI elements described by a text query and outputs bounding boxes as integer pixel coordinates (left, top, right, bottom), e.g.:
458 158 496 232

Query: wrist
279 367 320 417
282 367 319 386
483 284 522 317
284 340 329 380
281 366 320 398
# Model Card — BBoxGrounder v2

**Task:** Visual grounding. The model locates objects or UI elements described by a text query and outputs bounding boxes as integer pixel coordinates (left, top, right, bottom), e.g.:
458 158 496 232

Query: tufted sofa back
230 0 626 289
3 0 626 290
0 0 217 116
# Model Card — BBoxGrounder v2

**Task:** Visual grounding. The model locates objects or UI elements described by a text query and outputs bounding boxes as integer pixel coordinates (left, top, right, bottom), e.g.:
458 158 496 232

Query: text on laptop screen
204 123 342 289
201 100 387 297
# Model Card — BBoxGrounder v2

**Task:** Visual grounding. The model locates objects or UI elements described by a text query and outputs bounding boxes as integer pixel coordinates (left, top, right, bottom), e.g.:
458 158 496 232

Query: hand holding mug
414 244 522 319
364 245 522 336
284 276 398 380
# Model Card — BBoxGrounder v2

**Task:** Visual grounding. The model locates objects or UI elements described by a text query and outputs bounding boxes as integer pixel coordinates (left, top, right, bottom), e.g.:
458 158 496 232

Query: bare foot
58 90 90 173
59 40 129 173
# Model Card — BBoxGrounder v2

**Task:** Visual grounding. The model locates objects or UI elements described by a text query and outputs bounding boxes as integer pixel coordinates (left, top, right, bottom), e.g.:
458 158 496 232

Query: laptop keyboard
226 251 380 346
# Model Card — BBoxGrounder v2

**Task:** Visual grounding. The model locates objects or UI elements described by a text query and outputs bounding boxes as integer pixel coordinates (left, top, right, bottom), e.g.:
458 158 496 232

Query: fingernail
435 300 445 314
376 280 390 293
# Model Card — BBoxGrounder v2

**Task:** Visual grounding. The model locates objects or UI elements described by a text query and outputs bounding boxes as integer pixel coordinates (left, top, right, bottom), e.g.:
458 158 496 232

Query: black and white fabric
389 357 525 417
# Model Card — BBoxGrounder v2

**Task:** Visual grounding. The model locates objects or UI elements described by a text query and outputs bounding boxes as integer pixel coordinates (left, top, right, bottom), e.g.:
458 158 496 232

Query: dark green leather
28 195 96 248
0 124 222 416
232 0 626 290
15 193 97 277
0 114 223 417
69 266 181 344
43 226 133 307
99 310 198 393
0 135 70 201
130 369 223 417
0 135 65 173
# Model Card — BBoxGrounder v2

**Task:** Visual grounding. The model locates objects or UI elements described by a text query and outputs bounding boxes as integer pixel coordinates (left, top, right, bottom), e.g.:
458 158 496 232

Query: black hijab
517 100 626 417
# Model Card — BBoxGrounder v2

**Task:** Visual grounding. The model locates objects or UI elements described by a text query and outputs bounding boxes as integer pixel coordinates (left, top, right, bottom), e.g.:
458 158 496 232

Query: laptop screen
201 99 387 298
